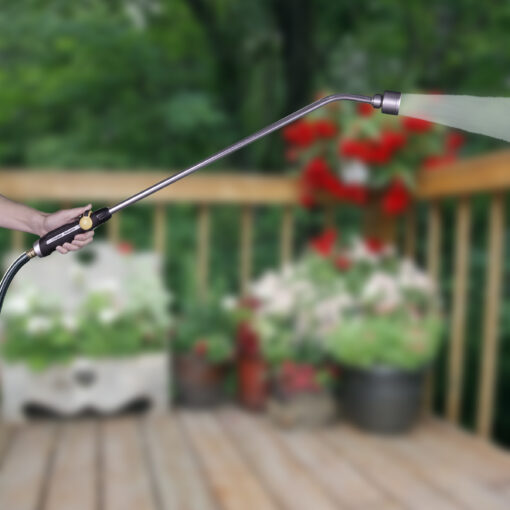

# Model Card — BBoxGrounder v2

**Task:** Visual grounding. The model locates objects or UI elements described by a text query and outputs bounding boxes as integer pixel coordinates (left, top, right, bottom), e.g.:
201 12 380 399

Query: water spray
0 89 508 314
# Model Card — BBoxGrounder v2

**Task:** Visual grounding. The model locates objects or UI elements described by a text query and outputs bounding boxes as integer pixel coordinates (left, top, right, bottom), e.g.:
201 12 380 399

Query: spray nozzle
372 91 401 115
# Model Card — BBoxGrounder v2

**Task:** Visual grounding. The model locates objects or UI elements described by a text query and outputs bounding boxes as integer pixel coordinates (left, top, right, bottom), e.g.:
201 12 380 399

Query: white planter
1 352 169 423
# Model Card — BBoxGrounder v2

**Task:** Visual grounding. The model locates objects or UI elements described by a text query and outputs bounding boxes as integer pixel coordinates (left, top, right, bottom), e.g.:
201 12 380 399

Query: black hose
0 252 31 315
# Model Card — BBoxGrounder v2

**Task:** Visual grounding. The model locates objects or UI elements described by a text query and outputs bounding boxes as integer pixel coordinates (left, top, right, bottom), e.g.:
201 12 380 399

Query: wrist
29 211 48 237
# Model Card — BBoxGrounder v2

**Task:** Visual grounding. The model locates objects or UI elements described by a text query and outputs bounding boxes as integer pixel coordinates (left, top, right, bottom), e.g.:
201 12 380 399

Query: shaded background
1 0 510 444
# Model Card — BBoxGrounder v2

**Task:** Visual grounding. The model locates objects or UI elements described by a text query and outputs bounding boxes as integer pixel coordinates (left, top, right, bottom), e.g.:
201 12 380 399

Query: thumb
59 204 92 221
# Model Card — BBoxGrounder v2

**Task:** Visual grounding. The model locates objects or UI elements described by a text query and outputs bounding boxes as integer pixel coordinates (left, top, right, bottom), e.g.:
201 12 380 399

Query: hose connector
373 90 401 115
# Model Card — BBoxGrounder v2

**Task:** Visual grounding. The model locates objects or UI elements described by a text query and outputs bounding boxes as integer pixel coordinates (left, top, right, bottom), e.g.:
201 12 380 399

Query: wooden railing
1 149 509 440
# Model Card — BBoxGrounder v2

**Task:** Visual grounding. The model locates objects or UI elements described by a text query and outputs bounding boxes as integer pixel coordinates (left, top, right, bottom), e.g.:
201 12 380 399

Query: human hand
40 204 95 254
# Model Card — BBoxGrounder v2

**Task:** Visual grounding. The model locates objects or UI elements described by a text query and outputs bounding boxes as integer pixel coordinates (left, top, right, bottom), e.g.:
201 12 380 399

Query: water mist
400 94 510 142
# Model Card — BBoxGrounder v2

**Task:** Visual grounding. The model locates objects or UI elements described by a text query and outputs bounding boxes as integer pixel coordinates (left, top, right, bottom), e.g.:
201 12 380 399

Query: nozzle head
380 90 401 115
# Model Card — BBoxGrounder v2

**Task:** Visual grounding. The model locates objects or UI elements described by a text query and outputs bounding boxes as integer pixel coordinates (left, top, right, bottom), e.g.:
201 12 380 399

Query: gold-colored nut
79 211 93 230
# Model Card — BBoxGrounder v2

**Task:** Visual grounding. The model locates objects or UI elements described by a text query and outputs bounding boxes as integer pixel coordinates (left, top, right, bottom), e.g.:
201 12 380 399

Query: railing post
423 202 442 413
153 204 166 255
404 207 417 259
197 204 210 300
446 197 472 423
280 206 294 268
240 206 254 295
477 193 505 438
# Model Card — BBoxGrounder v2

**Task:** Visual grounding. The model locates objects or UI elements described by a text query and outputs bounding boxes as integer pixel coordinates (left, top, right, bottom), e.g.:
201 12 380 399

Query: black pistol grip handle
33 207 112 258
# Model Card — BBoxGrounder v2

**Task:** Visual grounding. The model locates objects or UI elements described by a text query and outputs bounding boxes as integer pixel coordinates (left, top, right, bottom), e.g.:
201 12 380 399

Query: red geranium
365 237 384 254
402 117 433 133
283 120 316 147
309 228 337 257
280 361 320 393
357 102 374 117
446 132 465 152
314 119 337 138
381 180 412 215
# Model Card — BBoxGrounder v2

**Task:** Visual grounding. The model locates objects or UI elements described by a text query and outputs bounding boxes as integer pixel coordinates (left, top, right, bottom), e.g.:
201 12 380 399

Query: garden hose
0 91 401 315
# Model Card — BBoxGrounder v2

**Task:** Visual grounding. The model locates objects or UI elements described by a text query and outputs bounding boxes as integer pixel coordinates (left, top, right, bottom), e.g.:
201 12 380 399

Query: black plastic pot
342 365 426 434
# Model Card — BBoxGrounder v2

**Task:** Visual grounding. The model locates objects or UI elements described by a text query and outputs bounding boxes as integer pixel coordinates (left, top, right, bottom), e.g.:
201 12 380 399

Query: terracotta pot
173 353 225 408
237 357 267 411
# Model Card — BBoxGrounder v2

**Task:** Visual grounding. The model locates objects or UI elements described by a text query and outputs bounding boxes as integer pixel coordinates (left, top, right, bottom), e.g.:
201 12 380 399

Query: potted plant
1 243 172 422
247 250 345 427
323 234 443 433
172 301 235 408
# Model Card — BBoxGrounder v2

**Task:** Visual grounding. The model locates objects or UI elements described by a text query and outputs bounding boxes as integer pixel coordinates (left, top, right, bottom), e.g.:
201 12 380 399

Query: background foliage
1 0 510 444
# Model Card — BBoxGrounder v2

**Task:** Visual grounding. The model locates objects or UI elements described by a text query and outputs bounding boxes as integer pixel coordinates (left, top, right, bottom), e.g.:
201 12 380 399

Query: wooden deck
1 409 510 510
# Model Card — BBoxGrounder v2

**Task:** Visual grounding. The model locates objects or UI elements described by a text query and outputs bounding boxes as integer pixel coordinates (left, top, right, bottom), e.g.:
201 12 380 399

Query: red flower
280 361 320 393
365 237 384 254
422 154 456 170
402 117 433 133
357 102 374 116
117 241 134 254
194 340 208 357
283 120 316 147
237 322 260 358
334 255 351 271
300 191 316 208
310 228 337 257
381 130 407 151
381 180 412 215
314 119 337 138
446 132 464 152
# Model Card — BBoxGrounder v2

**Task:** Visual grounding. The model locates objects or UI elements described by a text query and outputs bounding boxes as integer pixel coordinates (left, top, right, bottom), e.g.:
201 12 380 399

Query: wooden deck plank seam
0 427 18 472
96 421 105 510
175 414 223 510
138 418 165 510
36 424 60 510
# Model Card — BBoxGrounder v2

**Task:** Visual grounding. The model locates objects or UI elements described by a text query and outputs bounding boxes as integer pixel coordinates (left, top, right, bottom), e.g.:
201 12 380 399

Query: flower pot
267 362 337 428
173 353 225 408
0 353 169 423
342 365 426 434
237 357 267 411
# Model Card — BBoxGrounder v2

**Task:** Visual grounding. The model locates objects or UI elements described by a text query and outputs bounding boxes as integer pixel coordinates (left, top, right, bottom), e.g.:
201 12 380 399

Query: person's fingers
56 246 67 254
74 231 94 242
70 238 92 248
62 242 79 252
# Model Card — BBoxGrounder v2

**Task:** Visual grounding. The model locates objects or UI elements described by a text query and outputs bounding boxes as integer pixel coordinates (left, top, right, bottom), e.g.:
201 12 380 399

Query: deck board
102 418 158 510
180 410 277 510
0 423 56 510
44 421 97 510
0 410 509 510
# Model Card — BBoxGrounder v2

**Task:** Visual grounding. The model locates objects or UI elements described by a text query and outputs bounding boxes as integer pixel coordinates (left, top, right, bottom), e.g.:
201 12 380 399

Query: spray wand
0 91 402 313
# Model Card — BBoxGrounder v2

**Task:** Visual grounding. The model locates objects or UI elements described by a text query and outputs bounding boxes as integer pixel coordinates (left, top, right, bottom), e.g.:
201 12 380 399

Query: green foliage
2 290 169 372
171 300 235 363
326 313 443 370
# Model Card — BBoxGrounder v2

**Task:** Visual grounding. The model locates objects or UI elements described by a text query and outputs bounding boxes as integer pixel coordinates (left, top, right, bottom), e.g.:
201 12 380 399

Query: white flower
26 316 52 335
398 259 435 295
3 295 30 317
98 308 118 324
250 271 282 301
341 160 369 185
61 314 78 332
362 272 401 312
